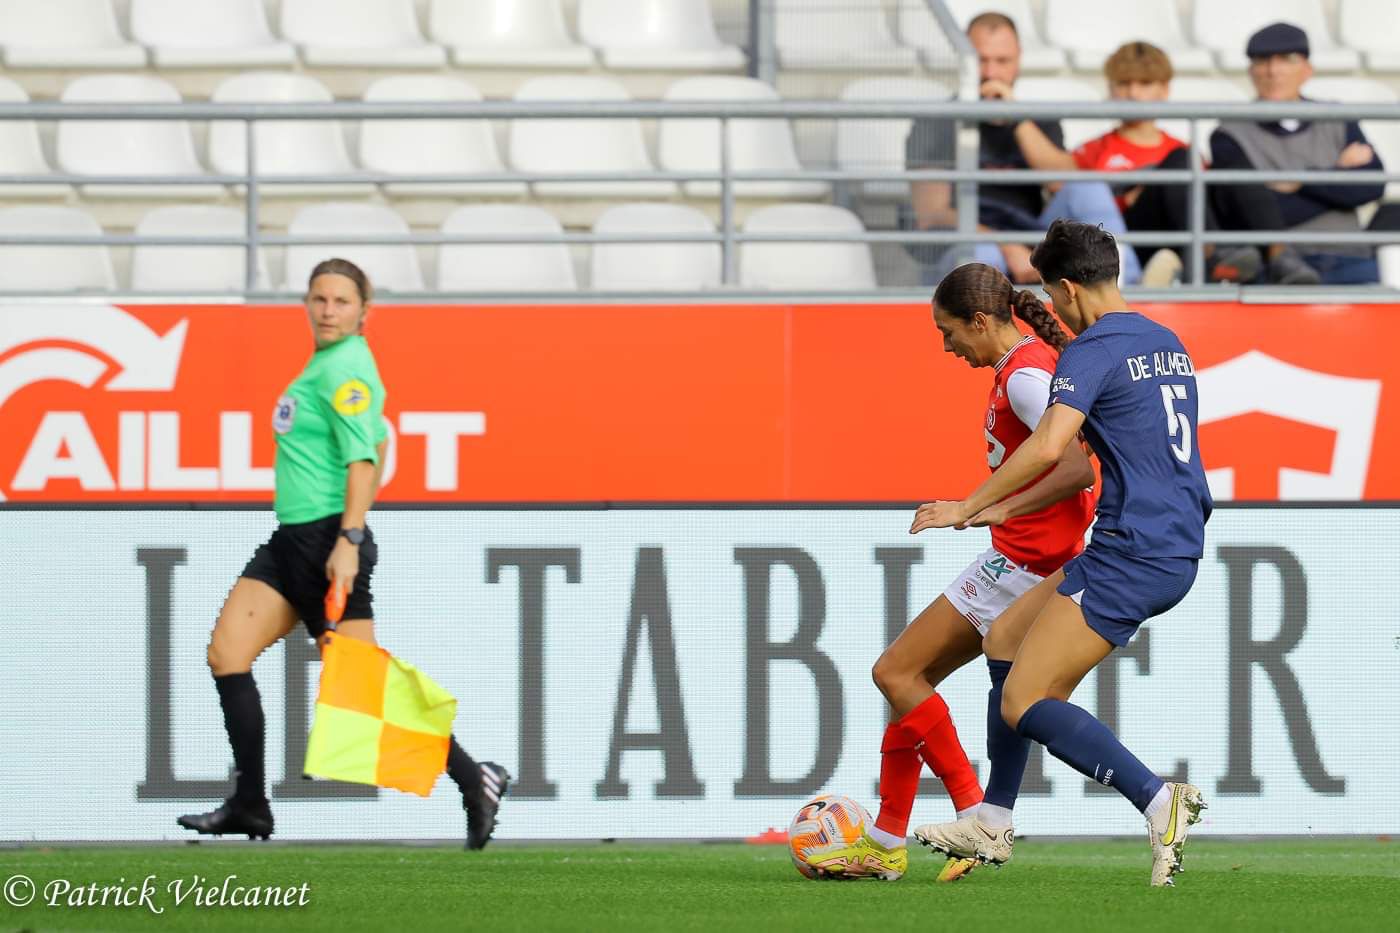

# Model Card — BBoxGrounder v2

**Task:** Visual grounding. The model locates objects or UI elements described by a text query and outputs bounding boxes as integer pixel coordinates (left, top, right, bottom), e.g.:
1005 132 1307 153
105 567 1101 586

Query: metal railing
0 97 1397 298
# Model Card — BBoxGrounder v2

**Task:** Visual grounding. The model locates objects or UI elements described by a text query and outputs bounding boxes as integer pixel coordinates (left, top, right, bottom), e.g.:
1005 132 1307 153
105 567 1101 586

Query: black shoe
464 762 511 851
1206 246 1263 283
177 797 274 840
1268 248 1322 285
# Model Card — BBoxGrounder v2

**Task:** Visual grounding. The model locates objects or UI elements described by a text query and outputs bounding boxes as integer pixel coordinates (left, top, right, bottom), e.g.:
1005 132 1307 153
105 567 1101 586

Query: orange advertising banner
0 301 1393 502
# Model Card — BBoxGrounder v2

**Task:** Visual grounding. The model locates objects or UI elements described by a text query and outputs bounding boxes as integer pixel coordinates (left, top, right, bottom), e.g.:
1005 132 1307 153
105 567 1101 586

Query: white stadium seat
1044 0 1213 74
509 76 676 198
281 0 446 68
590 203 720 291
57 75 223 199
1191 0 1360 73
0 207 116 292
208 73 372 197
1340 0 1400 72
0 0 144 68
837 77 951 199
1159 77 1251 159
740 204 877 290
359 76 526 197
923 0 1066 72
429 0 593 68
130 205 270 292
578 0 744 70
437 205 577 292
776 0 917 71
0 77 68 199
1379 245 1400 289
284 203 425 293
130 0 295 68
1013 77 1113 153
658 77 828 199
1303 77 1400 203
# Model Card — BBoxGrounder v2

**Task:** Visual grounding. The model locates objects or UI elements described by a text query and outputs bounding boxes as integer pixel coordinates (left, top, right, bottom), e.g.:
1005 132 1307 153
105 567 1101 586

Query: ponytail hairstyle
933 262 1070 353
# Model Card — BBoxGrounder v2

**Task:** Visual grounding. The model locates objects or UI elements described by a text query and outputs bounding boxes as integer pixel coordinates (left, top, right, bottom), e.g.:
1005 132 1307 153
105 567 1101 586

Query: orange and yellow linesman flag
303 583 457 797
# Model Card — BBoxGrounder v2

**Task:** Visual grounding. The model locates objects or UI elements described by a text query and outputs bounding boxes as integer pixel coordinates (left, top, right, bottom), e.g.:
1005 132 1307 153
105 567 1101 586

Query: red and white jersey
984 335 1096 575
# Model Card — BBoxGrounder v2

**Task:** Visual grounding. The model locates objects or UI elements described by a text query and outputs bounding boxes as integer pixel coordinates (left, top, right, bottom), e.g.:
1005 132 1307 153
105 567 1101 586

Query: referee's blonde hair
308 257 372 305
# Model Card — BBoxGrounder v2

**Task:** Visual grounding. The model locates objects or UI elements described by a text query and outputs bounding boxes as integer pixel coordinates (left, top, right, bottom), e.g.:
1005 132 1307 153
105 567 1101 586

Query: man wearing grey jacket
1211 22 1385 284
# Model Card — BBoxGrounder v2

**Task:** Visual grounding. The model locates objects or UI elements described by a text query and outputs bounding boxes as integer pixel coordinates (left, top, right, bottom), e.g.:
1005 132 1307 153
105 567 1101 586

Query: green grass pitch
2 839 1397 932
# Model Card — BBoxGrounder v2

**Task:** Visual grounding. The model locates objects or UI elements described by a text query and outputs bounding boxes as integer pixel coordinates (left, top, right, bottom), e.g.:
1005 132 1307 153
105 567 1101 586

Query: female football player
837 262 1096 882
177 258 510 849
913 220 1213 887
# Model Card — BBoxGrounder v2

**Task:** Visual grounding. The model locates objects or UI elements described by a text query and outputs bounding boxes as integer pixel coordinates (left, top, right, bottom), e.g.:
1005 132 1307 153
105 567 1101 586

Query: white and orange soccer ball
787 795 871 879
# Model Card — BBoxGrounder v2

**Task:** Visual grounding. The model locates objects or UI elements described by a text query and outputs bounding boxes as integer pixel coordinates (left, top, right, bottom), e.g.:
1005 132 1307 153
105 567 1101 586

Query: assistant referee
177 258 510 849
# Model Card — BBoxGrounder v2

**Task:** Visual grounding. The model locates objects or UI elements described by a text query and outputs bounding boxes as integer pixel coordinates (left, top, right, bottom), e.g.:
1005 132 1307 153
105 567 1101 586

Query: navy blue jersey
1048 311 1213 558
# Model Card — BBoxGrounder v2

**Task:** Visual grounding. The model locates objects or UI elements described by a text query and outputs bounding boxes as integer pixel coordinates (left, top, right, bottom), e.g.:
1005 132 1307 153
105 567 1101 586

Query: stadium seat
0 206 116 292
437 205 577 291
509 76 676 198
590 203 720 291
1158 77 1250 159
776 0 917 71
1013 77 1113 153
0 0 145 68
208 73 372 197
281 0 446 67
130 0 295 68
917 0 1066 72
836 77 951 199
578 0 743 70
740 204 877 290
284 203 424 293
359 76 525 197
57 75 223 199
0 78 68 199
1191 0 1360 73
1303 77 1400 203
1044 0 1213 73
658 77 828 199
1339 0 1400 72
130 205 270 292
1379 244 1400 289
429 0 593 67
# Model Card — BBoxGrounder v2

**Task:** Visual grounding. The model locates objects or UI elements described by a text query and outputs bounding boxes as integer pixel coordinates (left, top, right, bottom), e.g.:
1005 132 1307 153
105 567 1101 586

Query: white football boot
914 815 1014 867
1147 782 1207 887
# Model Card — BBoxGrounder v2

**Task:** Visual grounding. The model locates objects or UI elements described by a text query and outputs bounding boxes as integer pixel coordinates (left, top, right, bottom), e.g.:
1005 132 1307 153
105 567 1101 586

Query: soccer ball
788 795 870 879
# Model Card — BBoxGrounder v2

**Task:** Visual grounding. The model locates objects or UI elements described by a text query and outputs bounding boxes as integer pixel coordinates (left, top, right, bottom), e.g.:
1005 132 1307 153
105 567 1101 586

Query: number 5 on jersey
1160 384 1192 463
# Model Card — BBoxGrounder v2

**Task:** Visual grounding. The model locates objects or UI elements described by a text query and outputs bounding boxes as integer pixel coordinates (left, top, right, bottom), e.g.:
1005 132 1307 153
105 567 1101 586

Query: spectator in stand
1210 22 1384 285
906 12 1140 285
1073 41 1292 285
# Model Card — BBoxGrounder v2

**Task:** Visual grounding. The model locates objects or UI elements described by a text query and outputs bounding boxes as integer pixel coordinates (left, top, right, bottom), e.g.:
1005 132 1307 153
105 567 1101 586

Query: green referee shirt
272 334 387 524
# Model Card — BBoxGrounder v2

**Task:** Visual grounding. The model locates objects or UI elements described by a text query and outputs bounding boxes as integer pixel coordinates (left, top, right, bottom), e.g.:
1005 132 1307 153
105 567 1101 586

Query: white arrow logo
0 304 189 500
1196 350 1381 499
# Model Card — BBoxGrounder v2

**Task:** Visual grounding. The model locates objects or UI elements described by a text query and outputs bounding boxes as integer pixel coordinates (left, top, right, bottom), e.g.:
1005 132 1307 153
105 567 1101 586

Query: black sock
447 736 482 804
214 672 266 805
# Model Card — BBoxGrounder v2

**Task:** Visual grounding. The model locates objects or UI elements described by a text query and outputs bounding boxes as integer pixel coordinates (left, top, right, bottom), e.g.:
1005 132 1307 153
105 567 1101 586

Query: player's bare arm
959 440 1094 529
911 404 1086 533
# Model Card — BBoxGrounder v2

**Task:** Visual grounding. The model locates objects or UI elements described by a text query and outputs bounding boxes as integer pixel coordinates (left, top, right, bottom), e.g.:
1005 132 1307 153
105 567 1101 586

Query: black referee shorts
240 514 378 637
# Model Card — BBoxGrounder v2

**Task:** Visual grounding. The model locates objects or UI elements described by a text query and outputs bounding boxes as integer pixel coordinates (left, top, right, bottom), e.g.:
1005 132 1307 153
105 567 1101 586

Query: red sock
875 694 983 836
874 736 922 838
910 696 984 813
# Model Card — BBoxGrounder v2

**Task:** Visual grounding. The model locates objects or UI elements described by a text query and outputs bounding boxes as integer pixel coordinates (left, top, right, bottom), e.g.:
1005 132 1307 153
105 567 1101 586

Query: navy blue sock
1017 698 1164 812
983 659 1030 811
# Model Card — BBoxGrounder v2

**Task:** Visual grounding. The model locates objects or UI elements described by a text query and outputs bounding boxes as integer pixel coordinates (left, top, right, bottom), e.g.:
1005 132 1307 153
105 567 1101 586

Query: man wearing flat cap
1209 22 1386 284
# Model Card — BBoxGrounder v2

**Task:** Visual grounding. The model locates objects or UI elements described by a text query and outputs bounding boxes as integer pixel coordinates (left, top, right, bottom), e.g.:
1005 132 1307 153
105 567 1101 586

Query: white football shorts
942 547 1045 636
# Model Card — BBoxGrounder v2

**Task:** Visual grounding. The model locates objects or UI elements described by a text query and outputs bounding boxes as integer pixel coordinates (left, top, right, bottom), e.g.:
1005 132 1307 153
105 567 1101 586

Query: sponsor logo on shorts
272 395 296 434
962 580 978 599
981 554 1014 580
332 379 372 416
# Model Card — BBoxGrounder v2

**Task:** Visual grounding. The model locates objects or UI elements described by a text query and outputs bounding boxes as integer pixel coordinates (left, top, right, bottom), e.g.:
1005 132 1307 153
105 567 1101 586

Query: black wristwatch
339 527 366 546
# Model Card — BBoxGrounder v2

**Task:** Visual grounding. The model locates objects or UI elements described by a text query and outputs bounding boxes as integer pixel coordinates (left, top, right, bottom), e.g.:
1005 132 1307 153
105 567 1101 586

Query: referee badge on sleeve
332 379 372 416
272 395 297 434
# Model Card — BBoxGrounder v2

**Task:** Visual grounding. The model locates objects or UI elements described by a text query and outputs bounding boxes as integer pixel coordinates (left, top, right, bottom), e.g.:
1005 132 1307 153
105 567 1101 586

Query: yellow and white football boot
1148 782 1207 887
